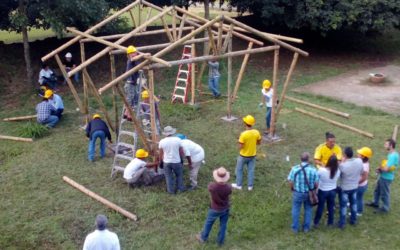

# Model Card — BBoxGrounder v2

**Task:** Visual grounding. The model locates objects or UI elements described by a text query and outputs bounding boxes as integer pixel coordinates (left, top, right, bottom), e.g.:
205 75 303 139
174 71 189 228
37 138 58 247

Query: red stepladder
171 45 193 103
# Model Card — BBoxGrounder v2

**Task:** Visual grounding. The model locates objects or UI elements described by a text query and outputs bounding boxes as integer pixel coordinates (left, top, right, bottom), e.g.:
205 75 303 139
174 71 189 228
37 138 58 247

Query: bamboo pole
109 54 119 136
221 24 234 54
138 3 142 26
223 16 309 57
115 85 150 151
207 27 218 55
148 70 159 151
67 6 173 78
54 54 84 112
177 14 187 39
3 115 37 121
99 16 222 94
41 0 140 62
129 9 137 28
274 53 299 121
80 42 90 123
143 7 152 31
83 70 115 132
160 16 174 42
171 8 177 40
285 96 350 119
195 40 211 95
217 20 224 53
295 108 374 138
191 42 196 105
62 176 137 221
231 42 253 103
226 33 233 118
392 125 399 141
269 48 280 136
0 135 33 142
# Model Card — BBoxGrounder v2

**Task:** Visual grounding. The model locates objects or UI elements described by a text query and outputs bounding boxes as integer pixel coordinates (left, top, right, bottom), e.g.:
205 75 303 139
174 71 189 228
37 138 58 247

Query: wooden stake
0 135 33 142
62 176 137 221
42 0 140 62
392 125 399 141
83 70 115 132
295 108 374 138
226 33 233 118
286 96 350 119
274 53 299 121
109 54 119 136
191 43 196 105
3 115 37 121
148 70 159 152
269 48 280 136
54 54 84 112
160 16 174 42
232 42 253 103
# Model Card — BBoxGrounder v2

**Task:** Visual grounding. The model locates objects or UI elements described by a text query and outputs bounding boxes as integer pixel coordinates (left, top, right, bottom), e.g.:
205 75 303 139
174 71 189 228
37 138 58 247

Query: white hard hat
65 52 72 58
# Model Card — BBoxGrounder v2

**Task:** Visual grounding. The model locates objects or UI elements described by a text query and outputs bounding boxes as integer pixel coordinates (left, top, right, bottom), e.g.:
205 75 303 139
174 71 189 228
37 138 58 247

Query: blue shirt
52 94 64 110
288 162 319 192
36 100 55 122
381 151 400 181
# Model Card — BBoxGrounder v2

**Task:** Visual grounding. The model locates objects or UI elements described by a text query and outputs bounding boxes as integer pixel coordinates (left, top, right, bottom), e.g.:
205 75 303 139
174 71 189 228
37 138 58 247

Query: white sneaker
248 186 253 191
231 183 242 190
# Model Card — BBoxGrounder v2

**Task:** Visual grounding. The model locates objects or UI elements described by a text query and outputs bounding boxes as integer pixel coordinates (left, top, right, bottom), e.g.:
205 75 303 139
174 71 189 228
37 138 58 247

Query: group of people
288 132 399 233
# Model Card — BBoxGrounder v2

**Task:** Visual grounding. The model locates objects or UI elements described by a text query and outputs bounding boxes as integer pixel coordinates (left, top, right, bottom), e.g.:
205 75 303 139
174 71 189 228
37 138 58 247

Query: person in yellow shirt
232 115 261 191
314 132 342 168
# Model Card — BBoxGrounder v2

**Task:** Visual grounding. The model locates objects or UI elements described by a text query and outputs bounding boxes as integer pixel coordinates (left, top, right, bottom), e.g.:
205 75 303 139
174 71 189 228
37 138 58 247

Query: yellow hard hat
135 149 149 158
93 114 101 119
243 115 255 126
126 45 137 54
44 89 53 99
262 79 271 89
40 86 48 92
357 147 373 158
381 159 387 167
141 90 149 99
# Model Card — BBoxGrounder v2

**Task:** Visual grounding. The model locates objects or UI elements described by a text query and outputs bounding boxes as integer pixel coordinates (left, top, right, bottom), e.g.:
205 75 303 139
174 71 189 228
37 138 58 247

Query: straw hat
162 126 177 136
213 167 230 183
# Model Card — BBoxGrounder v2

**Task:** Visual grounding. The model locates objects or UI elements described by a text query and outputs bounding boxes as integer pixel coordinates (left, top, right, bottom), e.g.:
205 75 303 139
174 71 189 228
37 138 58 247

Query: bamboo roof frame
41 0 309 150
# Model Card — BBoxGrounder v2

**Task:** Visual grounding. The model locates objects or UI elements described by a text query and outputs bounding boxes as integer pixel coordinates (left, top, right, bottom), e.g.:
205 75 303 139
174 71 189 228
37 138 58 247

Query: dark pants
373 177 392 211
339 188 357 228
314 189 336 225
52 108 64 119
164 162 184 194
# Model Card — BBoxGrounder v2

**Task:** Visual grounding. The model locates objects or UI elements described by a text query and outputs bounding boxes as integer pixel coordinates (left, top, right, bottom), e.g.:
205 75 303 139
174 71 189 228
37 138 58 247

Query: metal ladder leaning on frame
171 45 192 103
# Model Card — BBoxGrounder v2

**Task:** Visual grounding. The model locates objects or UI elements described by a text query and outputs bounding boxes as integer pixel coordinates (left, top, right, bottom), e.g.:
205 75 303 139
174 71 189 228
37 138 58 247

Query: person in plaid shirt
36 90 59 128
288 152 319 233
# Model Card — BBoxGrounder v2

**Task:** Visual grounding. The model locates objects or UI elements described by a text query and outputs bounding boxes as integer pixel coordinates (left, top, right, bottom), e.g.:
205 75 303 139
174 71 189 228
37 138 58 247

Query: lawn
1 32 400 249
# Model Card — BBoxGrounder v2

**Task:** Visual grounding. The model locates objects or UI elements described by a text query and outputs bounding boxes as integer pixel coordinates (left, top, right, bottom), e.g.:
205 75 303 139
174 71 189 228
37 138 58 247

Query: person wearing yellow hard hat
124 45 141 113
63 52 79 83
123 148 161 187
314 132 343 168
355 147 373 216
45 89 64 119
35 89 59 128
232 115 261 191
85 114 112 162
259 79 273 134
367 139 399 213
140 90 161 134
208 59 221 98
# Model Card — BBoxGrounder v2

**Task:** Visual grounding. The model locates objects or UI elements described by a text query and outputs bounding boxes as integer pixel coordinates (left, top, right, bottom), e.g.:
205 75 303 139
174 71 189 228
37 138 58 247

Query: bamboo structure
295 108 373 138
63 176 137 221
3 115 37 121
0 135 33 142
286 96 350 119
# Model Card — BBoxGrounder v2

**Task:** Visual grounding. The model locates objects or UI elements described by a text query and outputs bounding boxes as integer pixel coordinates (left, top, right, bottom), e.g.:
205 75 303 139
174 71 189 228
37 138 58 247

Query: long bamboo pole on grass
295 108 374 138
0 135 33 142
231 42 253 103
3 115 37 121
269 48 280 136
63 176 137 221
286 96 350 119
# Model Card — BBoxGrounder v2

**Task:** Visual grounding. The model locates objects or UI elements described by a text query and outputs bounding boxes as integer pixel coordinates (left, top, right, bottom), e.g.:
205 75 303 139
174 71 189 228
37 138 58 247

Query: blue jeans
208 76 220 97
235 155 256 187
314 189 336 226
356 184 368 213
40 115 59 128
265 107 272 129
200 208 229 245
339 188 357 227
291 191 312 232
88 130 106 161
373 177 392 211
51 108 64 119
164 162 184 194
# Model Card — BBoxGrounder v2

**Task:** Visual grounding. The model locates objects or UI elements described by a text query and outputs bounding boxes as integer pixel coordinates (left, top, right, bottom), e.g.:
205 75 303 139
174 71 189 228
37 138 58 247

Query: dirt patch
293 65 400 115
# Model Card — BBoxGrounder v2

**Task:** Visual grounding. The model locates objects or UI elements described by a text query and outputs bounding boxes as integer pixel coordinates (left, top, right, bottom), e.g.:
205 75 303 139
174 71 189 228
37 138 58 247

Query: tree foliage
229 0 400 34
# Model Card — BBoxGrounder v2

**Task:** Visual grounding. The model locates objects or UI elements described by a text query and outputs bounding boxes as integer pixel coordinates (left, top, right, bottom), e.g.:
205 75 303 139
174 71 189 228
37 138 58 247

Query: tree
228 0 400 35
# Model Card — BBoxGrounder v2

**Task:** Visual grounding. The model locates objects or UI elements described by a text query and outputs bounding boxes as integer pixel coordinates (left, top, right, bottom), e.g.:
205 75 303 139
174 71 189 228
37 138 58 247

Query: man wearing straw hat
159 125 185 194
86 114 112 162
196 167 232 246
123 148 160 187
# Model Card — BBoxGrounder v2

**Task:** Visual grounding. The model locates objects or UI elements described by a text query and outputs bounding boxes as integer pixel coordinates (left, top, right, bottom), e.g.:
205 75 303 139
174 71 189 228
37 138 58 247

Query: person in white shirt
123 149 160 187
39 63 58 89
259 79 273 134
356 147 373 216
159 126 185 194
83 214 120 250
313 155 340 227
176 134 205 189
44 89 64 118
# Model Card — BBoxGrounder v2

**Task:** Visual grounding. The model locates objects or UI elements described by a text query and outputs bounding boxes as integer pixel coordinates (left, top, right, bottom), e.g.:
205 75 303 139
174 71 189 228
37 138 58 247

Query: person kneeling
123 149 161 187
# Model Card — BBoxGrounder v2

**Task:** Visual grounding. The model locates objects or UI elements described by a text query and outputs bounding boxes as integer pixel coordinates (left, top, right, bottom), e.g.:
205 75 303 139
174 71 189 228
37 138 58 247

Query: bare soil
293 65 400 115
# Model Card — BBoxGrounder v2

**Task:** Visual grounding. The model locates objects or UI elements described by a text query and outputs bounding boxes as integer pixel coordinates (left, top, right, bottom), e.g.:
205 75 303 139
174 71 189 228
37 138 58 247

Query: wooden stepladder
171 45 193 103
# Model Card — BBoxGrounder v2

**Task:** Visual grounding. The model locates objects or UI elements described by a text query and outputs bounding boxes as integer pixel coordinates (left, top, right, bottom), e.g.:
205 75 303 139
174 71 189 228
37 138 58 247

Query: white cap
65 52 72 58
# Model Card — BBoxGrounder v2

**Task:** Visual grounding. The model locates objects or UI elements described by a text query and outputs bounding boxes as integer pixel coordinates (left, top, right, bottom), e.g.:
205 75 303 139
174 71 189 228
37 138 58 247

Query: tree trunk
19 0 34 86
204 0 210 19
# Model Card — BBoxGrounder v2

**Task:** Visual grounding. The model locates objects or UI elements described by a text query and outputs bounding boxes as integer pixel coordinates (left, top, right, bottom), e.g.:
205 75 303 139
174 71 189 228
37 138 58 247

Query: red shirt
208 182 232 211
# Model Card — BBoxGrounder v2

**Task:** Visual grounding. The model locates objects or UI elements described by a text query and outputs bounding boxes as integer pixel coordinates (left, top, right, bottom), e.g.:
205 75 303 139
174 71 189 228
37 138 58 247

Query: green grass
1 48 400 250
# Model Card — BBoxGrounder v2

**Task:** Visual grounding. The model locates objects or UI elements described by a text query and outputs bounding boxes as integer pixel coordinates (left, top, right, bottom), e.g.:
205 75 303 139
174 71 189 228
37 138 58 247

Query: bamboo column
231 42 253 103
80 42 90 123
54 54 84 112
221 24 234 54
269 48 280 137
171 8 177 40
196 42 211 95
148 70 158 153
129 10 137 28
217 20 224 53
226 32 233 118
177 14 187 39
191 42 196 105
109 54 119 136
274 53 299 121
393 125 399 141
207 27 218 55
143 7 152 31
